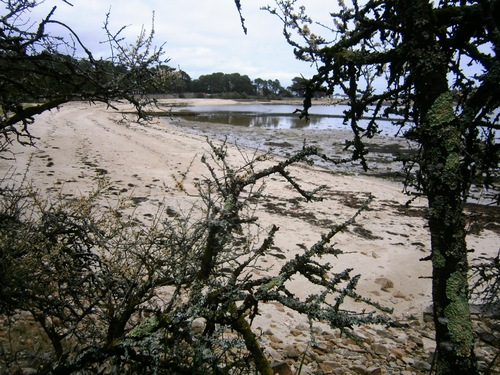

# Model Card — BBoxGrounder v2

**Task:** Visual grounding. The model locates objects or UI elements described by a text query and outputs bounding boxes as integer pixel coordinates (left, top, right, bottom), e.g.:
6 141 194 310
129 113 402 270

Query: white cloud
23 0 336 86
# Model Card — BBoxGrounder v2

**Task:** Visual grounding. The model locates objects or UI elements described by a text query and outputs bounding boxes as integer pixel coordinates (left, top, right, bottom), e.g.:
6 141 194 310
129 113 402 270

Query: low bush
0 141 389 374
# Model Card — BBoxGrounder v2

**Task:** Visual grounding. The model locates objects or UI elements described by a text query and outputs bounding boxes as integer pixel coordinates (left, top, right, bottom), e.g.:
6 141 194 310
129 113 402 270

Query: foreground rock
259 306 499 374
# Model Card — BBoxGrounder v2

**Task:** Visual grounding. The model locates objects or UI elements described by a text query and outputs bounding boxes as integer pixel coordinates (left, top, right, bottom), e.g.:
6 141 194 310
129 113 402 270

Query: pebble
268 334 283 344
258 311 500 375
413 360 432 371
370 343 389 356
393 290 407 299
190 317 206 334
350 365 368 374
266 347 283 362
271 362 293 375
374 277 394 291
3 306 500 375
390 348 405 359
290 328 303 337
318 362 334 373
284 344 300 359
408 335 424 347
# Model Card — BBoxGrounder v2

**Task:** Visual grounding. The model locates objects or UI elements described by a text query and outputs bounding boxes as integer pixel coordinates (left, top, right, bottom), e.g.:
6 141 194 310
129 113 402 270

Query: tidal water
175 104 401 134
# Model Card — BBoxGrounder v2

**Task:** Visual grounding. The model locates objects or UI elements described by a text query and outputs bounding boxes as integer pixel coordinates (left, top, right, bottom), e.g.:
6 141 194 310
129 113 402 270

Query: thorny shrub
0 141 390 374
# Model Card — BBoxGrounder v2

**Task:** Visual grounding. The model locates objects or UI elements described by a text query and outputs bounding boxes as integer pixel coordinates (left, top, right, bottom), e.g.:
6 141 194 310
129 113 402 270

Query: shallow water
176 113 340 129
179 103 340 115
175 104 400 133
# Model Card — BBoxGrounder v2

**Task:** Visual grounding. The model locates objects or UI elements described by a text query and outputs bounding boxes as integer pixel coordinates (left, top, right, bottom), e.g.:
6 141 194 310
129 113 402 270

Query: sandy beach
4 98 499 311
2 99 499 373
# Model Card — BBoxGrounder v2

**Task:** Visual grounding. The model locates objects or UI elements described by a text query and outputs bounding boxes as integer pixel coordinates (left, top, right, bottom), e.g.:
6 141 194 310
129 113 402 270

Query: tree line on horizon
9 49 309 100
147 66 311 98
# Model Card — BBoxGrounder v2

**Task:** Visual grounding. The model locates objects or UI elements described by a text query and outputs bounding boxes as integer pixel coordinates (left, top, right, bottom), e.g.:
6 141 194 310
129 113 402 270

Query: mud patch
352 225 383 240
264 141 294 148
325 190 373 209
465 203 500 235
261 196 334 227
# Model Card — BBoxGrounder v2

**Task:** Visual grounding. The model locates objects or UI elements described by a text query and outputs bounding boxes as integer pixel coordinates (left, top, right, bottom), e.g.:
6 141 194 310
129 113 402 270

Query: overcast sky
29 0 335 87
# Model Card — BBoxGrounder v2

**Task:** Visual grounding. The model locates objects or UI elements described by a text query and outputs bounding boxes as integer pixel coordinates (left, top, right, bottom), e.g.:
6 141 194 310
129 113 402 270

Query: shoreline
2 101 498 308
1 101 499 373
2 100 435 316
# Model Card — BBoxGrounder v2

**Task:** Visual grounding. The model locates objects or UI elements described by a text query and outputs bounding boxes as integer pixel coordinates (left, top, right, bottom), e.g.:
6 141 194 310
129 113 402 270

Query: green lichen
443 153 461 189
432 250 446 269
427 92 455 127
126 316 160 338
427 92 462 190
444 152 460 172
445 271 474 357
223 194 236 212
259 274 285 292
443 128 461 152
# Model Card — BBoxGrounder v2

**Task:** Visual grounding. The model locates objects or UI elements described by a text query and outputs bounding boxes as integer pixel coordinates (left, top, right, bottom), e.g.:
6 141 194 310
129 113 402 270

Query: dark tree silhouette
246 0 500 373
0 0 166 155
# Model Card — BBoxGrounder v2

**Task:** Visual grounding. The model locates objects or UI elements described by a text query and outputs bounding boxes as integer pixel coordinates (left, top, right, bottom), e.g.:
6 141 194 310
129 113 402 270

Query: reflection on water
178 113 335 129
174 104 399 132
179 104 341 115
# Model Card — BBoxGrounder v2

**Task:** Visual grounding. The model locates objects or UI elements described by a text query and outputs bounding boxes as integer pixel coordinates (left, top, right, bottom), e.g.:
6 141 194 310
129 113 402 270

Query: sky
28 0 335 87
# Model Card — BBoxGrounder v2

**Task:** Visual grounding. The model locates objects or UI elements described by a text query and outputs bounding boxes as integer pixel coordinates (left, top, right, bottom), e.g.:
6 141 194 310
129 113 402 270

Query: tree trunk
396 1 478 373
426 170 477 374
420 92 477 374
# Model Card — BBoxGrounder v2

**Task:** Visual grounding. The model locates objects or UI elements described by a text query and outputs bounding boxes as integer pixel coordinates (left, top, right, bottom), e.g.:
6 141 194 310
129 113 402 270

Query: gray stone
423 305 434 322
408 334 424 347
264 328 274 335
271 362 293 375
413 360 432 371
370 343 389 356
402 356 414 365
375 328 391 338
350 365 368 374
190 317 206 334
284 344 300 359
375 277 394 291
296 364 312 374
393 335 407 344
477 361 490 372
266 347 283 362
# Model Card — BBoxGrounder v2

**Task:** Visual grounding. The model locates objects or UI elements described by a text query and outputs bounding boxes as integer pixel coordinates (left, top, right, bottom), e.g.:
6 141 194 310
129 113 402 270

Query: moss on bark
445 271 475 357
